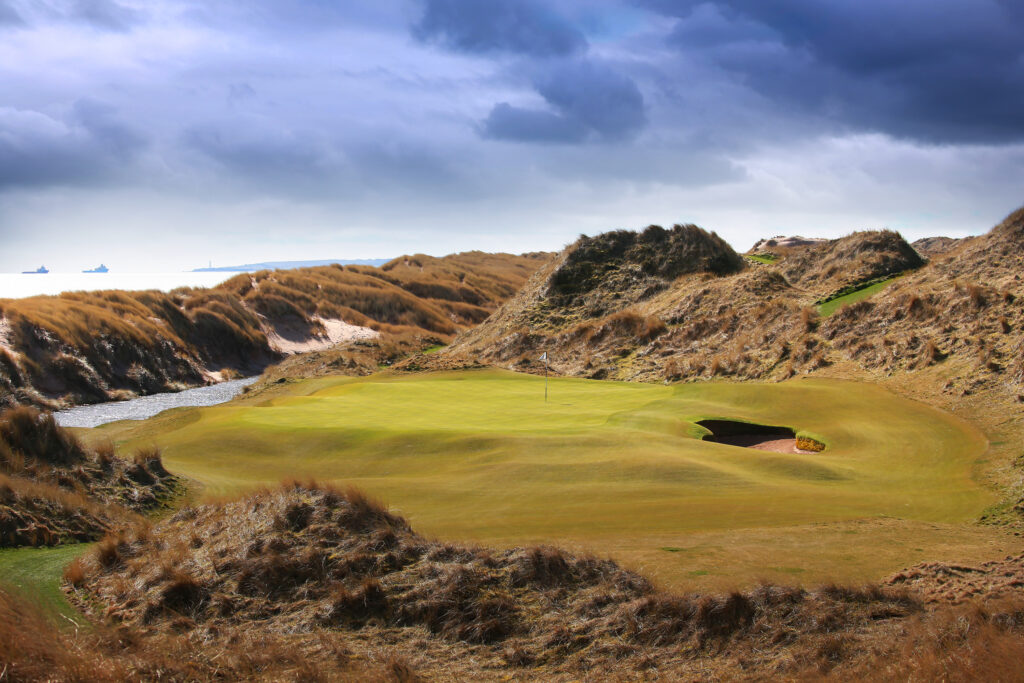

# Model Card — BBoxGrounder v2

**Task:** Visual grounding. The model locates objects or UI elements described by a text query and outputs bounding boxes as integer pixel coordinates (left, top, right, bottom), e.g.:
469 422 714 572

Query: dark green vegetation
549 224 743 312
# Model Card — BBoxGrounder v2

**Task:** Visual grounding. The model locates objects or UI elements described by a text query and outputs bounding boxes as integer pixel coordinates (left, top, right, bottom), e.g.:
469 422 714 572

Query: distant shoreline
193 258 389 272
0 272 237 299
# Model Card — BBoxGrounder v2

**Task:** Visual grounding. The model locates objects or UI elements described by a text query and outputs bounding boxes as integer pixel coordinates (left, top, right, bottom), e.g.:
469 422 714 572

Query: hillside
0 251 549 410
427 211 1024 397
430 224 932 383
912 235 968 259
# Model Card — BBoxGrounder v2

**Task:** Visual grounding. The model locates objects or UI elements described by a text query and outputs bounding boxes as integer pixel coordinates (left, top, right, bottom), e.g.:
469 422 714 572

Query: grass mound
782 230 924 296
549 224 744 308
71 483 926 675
435 224 932 384
60 482 1024 680
77 484 648 644
0 407 176 548
0 585 400 682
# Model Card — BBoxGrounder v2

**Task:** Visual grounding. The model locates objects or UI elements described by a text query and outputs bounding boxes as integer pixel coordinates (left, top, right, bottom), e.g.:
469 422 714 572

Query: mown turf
87 369 1000 589
818 276 899 316
0 544 90 623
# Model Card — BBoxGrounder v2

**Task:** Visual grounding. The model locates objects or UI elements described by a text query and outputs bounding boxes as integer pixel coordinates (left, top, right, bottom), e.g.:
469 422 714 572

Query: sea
0 272 237 299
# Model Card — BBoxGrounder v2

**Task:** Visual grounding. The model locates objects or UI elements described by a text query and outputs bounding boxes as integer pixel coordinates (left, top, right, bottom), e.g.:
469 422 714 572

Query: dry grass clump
0 586 413 682
0 407 176 548
800 306 818 332
796 436 827 452
564 310 668 350
0 406 88 469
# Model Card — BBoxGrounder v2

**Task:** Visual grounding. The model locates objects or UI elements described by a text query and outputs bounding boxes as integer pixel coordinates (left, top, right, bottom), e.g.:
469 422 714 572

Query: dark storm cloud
4 0 1024 274
484 60 647 143
67 0 140 31
483 103 587 143
536 61 646 140
0 102 145 189
642 0 1024 142
73 99 147 157
0 1 23 25
414 0 587 56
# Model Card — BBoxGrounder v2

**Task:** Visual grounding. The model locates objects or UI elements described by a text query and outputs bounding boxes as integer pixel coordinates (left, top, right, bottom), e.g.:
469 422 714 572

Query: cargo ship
21 265 49 274
83 264 109 273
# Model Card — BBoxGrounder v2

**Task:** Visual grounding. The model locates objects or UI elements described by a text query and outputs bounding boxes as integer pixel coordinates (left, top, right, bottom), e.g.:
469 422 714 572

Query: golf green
89 369 1000 589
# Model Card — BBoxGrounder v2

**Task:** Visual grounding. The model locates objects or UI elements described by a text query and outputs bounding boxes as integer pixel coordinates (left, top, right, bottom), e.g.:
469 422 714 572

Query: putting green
90 369 1001 589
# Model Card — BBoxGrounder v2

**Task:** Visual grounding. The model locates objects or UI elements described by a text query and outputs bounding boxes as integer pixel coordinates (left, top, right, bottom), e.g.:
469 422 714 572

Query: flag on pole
541 351 548 402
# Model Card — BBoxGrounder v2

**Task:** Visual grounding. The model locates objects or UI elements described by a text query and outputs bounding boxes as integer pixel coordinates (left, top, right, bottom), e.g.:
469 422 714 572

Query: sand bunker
698 419 817 454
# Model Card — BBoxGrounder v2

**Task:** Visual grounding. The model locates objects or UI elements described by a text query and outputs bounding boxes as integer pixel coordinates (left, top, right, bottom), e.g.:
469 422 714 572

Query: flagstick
544 352 548 403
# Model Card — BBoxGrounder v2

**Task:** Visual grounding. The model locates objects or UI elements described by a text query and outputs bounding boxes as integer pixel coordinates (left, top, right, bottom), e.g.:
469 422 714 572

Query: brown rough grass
0 407 176 548
39 482 1024 681
429 208 1024 399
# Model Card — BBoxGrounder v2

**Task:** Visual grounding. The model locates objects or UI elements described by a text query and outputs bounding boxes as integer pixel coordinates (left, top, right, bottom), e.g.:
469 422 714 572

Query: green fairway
89 369 999 589
818 276 900 316
0 544 90 624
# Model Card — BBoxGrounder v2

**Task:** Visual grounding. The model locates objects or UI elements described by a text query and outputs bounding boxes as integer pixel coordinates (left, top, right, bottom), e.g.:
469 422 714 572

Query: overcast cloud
0 0 1022 271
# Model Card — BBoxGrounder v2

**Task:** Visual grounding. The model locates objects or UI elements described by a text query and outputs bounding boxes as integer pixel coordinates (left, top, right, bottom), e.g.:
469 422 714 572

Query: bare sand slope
266 317 379 355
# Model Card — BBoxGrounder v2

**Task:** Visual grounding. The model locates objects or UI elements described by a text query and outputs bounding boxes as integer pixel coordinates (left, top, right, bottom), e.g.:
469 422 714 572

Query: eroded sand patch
266 317 379 355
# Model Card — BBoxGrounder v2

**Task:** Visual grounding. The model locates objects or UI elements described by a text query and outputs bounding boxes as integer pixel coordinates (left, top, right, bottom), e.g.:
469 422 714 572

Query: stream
54 377 259 428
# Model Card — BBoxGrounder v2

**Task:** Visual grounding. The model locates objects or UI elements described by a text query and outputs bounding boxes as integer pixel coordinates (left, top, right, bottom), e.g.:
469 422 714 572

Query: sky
1 0 1023 272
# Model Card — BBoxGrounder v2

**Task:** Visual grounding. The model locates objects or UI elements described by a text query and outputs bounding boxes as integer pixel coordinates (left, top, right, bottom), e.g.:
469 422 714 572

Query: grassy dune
88 370 1004 590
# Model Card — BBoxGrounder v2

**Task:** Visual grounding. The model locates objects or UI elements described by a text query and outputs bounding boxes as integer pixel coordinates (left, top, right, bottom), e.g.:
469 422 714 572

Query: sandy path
705 435 817 454
266 317 379 355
